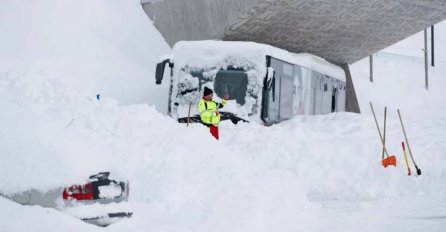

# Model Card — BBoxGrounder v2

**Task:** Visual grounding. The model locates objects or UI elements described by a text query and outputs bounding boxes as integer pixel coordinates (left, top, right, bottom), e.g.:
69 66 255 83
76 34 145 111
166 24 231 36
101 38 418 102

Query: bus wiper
177 112 248 124
178 88 199 96
218 112 248 124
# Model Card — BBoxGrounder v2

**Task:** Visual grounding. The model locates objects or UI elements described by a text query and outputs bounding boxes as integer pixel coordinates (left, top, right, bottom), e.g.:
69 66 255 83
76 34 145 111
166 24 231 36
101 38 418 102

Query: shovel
369 102 397 168
397 109 421 175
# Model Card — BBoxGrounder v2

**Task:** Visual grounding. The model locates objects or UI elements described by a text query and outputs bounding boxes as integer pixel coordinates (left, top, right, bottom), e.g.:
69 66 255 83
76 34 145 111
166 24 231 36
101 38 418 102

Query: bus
155 40 347 125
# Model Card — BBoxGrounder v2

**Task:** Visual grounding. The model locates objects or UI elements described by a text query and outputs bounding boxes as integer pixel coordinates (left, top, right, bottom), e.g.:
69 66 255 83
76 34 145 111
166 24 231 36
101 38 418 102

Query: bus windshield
173 66 253 124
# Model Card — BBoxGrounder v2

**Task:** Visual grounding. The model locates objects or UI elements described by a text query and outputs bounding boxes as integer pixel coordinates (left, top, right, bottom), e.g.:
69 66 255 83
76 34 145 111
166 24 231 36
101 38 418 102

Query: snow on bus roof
172 40 346 82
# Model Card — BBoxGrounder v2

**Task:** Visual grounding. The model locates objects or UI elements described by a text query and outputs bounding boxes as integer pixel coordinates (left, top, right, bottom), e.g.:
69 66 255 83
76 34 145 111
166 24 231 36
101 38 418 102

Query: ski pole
369 102 390 158
402 142 411 176
397 109 421 175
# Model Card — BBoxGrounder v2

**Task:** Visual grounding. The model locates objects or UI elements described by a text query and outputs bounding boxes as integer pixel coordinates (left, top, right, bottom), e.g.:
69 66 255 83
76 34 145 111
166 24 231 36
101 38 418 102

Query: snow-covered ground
1 1 446 231
2 71 446 231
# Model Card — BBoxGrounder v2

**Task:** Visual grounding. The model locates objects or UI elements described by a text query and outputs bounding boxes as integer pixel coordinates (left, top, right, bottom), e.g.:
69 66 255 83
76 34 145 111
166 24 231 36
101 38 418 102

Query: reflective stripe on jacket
198 98 227 125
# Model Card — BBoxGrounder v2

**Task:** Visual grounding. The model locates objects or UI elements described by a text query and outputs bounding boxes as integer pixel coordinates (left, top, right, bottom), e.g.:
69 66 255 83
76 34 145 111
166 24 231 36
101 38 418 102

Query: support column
370 55 373 83
431 25 435 67
341 64 360 113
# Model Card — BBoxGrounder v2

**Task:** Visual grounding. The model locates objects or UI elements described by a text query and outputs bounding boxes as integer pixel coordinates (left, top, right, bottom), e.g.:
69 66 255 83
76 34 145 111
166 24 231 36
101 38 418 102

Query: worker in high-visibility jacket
198 86 228 140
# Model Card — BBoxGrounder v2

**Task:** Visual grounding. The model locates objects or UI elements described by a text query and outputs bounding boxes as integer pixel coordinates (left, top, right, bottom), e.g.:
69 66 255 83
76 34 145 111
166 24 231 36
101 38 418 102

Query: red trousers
209 125 219 140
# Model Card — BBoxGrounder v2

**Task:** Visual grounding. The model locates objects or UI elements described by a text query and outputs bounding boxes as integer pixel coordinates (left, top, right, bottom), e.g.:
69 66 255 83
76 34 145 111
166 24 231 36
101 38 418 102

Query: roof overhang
142 0 446 64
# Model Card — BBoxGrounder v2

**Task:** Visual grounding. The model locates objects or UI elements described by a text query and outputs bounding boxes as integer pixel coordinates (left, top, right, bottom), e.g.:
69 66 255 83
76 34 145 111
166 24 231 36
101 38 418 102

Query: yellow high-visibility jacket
198 98 227 125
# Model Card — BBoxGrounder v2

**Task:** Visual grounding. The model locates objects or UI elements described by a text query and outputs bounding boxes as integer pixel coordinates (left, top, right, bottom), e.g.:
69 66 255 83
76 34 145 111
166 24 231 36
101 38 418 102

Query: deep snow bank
1 66 446 231
0 0 171 110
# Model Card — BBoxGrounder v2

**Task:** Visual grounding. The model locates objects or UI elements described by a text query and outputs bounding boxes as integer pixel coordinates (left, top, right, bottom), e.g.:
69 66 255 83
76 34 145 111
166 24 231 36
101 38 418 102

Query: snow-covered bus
155 41 347 125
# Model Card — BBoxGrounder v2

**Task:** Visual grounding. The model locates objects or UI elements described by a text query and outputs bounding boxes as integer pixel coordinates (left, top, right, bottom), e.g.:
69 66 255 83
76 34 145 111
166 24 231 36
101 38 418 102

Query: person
198 86 228 140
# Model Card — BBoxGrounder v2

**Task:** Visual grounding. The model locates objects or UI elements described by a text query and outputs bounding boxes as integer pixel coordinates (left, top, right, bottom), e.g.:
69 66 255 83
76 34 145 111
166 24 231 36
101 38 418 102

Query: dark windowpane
214 69 248 105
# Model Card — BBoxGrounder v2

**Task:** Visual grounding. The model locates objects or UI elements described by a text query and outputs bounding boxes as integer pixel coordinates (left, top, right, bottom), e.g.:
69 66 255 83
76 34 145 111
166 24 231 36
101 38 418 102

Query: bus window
214 69 248 105
279 64 294 121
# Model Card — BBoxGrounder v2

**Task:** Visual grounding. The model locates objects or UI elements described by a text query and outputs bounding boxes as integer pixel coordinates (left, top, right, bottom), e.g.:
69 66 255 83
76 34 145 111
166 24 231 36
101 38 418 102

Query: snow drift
0 0 171 109
1 56 446 231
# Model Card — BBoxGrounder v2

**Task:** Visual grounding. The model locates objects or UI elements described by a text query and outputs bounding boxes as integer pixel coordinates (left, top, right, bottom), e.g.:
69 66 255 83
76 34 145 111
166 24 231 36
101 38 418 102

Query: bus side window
267 70 276 102
332 87 337 112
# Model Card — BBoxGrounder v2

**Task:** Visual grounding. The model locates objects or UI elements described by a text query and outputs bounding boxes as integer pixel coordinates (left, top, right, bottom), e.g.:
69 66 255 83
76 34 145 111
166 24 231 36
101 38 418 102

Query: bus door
269 58 294 123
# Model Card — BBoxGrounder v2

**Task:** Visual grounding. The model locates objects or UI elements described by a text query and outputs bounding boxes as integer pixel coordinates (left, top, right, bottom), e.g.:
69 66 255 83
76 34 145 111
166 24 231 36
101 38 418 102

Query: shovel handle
369 102 390 157
401 141 412 176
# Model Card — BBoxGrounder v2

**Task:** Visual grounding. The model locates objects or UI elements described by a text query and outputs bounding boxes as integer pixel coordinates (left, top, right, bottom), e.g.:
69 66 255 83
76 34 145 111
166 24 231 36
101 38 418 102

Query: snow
383 20 446 62
350 52 446 120
0 0 171 111
1 0 446 231
98 185 123 199
172 40 346 81
2 63 446 231
0 197 96 231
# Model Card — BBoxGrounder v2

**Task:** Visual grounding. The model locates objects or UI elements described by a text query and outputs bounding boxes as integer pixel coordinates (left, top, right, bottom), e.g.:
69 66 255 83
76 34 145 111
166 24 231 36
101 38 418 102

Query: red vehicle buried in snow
63 172 129 202
4 172 132 227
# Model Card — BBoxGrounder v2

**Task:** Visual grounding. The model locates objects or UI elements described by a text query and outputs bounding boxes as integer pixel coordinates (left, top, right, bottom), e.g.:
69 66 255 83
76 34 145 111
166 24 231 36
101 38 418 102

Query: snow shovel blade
382 155 397 168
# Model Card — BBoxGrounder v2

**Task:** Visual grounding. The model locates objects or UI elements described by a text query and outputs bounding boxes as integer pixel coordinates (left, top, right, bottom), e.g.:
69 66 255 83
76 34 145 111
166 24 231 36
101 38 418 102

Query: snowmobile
63 172 129 203
4 172 131 227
